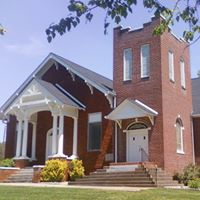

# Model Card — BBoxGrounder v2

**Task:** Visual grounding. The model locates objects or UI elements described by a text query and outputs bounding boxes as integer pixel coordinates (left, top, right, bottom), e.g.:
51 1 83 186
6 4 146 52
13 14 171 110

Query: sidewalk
0 182 153 192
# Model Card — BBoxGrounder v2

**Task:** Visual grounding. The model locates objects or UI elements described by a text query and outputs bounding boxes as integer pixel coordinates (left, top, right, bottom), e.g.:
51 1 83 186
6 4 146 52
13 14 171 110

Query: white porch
4 79 85 162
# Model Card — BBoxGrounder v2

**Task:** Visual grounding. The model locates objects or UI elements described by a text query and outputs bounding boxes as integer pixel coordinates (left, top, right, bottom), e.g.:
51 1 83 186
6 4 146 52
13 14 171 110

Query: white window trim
141 44 150 78
180 59 186 89
123 48 132 81
168 51 175 82
87 112 102 152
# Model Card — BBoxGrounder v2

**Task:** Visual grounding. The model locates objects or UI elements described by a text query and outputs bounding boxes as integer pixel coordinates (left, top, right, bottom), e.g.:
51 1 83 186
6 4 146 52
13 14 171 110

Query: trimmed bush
40 159 68 182
174 164 200 186
188 178 200 189
0 159 15 167
69 159 85 181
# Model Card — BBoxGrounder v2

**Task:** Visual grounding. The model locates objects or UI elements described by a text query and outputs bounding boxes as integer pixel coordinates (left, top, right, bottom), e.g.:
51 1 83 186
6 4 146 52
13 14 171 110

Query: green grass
0 186 199 200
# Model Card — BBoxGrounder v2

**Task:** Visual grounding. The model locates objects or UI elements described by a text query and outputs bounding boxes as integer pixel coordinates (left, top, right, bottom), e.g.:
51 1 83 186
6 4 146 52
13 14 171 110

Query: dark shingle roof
192 77 200 115
51 53 113 90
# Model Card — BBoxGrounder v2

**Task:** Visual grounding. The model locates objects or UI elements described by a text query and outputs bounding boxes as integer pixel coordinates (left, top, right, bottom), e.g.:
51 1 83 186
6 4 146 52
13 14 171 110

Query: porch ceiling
105 99 158 125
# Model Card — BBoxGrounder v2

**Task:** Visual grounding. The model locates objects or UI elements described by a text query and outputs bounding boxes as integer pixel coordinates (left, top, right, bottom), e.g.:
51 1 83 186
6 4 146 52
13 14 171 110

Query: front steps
3 167 33 183
69 163 181 187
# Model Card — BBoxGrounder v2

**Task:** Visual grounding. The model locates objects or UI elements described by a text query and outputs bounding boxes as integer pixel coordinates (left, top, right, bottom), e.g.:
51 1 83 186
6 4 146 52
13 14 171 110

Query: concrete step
3 167 33 183
90 171 148 175
76 177 152 182
69 182 156 187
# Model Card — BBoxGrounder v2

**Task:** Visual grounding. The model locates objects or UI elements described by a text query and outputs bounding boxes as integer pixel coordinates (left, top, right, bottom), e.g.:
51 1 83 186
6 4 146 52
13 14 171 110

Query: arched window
128 122 147 130
175 118 184 153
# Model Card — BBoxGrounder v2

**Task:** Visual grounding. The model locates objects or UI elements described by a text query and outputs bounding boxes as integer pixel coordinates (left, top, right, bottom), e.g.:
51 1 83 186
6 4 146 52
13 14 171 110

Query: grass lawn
0 186 199 200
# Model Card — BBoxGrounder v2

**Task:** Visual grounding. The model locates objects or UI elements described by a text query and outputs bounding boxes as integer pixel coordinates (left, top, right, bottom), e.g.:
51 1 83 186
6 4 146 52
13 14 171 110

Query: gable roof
51 54 113 90
0 53 114 115
192 77 200 116
106 99 158 121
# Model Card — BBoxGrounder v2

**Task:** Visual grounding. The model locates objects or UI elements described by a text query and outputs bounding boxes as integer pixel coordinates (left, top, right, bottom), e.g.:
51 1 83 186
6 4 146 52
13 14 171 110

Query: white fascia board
3 79 62 115
191 113 200 118
134 99 158 116
55 83 86 109
106 99 158 121
0 54 54 113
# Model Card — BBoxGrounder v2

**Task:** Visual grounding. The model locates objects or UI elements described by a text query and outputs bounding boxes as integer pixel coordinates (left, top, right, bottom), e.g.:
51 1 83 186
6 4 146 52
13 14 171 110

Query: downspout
191 116 195 164
114 96 117 163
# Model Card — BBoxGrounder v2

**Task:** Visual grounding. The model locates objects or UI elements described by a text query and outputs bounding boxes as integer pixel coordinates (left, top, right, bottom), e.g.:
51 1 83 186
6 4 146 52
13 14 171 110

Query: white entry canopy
105 99 158 126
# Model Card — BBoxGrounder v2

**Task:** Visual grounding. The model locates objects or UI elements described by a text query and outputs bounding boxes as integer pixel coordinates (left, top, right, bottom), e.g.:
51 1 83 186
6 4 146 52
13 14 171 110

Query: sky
0 1 200 142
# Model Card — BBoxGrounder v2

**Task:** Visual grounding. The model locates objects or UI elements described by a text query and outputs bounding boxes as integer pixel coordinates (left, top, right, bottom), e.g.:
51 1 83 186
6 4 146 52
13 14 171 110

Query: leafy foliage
0 159 15 167
46 0 200 43
40 159 68 182
188 178 200 189
68 159 85 181
173 164 200 186
0 24 6 35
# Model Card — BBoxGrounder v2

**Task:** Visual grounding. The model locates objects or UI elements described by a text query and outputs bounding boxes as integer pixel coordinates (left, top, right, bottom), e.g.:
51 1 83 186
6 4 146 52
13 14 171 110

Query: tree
0 24 6 35
46 0 200 43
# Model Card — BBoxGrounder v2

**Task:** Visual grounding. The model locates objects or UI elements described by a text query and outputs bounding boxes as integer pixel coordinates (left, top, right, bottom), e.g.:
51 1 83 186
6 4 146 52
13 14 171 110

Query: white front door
127 129 148 162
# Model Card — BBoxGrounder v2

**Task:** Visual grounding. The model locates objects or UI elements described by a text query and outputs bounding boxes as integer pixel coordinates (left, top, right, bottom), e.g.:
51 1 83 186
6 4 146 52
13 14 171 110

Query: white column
31 122 37 160
58 115 64 156
22 116 29 158
15 118 23 158
71 117 78 159
52 114 58 155
114 121 118 163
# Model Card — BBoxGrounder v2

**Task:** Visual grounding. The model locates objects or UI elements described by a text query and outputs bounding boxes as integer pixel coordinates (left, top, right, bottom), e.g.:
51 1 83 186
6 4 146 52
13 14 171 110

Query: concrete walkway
0 182 154 192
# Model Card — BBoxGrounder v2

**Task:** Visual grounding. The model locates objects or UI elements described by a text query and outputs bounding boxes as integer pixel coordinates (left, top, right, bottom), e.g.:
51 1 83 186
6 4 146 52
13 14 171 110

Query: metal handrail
140 147 149 162
140 148 158 186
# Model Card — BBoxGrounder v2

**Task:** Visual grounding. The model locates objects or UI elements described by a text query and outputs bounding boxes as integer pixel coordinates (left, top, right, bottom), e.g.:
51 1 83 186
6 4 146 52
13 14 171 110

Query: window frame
168 50 175 82
141 44 150 78
123 48 133 81
180 59 186 89
87 112 102 152
175 119 184 154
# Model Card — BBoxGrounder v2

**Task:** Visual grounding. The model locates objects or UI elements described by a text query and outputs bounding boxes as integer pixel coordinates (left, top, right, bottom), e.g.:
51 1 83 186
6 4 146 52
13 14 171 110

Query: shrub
188 178 200 189
69 159 85 181
0 159 15 167
40 159 68 182
174 164 200 186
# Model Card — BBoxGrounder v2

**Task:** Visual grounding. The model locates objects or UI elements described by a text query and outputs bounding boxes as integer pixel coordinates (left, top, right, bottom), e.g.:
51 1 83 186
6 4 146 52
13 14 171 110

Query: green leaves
0 24 6 35
46 0 200 43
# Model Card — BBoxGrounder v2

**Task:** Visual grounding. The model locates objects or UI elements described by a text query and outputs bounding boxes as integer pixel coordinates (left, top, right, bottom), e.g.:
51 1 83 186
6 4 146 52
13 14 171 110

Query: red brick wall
5 115 17 158
113 17 164 168
161 28 193 173
193 118 200 164
113 16 193 173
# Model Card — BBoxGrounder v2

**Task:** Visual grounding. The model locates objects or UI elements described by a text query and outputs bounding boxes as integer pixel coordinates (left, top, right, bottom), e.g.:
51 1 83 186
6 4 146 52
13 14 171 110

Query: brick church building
1 16 200 174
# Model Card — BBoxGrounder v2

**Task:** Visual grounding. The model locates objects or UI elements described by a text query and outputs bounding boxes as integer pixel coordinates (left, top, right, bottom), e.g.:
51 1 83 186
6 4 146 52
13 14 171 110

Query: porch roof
1 78 85 118
36 79 85 109
105 99 158 124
